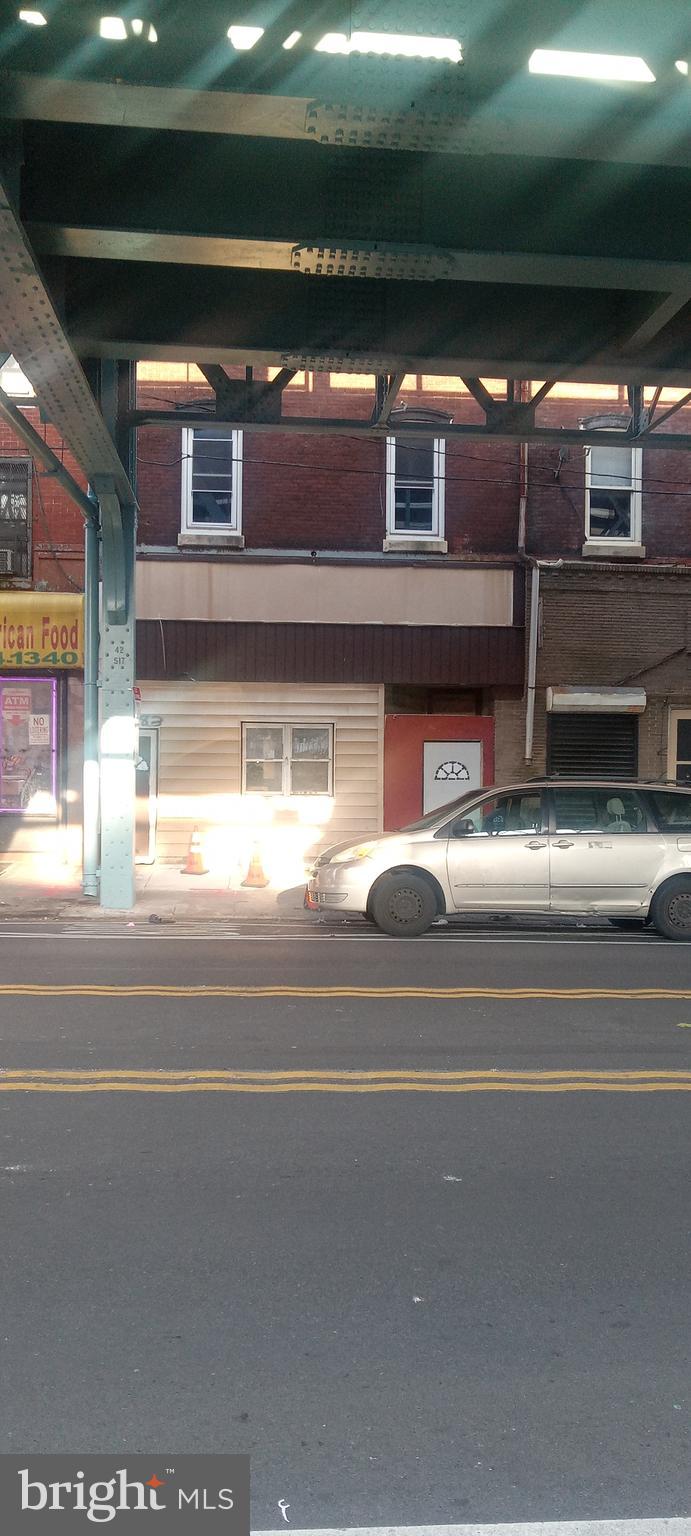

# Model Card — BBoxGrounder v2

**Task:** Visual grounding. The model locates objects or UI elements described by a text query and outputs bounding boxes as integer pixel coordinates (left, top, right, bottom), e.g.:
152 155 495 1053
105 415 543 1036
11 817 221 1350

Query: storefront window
0 676 57 816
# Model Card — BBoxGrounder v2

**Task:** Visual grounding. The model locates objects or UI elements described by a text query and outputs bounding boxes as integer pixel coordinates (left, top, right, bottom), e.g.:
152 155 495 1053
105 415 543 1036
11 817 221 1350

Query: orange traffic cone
242 843 269 888
182 826 207 875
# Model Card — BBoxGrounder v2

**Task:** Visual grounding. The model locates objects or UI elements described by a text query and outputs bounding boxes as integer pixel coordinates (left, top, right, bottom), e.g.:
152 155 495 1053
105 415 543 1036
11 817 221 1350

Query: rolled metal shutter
547 713 638 778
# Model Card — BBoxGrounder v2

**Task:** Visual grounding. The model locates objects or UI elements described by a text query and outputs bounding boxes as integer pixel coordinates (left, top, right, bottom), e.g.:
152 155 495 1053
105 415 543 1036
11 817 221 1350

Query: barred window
0 460 31 578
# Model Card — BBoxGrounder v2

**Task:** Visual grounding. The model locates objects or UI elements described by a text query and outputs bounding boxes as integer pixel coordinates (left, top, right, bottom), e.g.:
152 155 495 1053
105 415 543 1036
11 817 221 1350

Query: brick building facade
3 357 689 883
134 367 691 876
0 358 86 865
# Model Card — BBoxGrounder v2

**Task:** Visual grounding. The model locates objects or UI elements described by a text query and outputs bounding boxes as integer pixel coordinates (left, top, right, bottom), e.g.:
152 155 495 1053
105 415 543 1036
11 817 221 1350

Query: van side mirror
453 818 475 837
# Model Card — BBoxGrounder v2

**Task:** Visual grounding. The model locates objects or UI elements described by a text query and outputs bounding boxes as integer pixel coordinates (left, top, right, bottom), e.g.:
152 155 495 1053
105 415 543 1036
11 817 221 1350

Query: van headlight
331 843 376 864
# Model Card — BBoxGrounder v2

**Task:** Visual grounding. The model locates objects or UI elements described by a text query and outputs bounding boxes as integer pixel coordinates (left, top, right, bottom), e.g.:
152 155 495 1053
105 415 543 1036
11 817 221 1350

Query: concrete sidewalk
0 857 315 925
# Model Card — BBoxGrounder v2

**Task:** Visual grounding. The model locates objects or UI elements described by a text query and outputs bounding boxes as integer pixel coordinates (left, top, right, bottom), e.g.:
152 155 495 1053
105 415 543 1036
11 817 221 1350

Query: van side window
647 790 691 832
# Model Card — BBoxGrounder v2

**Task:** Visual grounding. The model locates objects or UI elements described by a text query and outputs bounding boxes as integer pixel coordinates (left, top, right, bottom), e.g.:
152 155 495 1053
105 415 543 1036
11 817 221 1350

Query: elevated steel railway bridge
0 0 690 904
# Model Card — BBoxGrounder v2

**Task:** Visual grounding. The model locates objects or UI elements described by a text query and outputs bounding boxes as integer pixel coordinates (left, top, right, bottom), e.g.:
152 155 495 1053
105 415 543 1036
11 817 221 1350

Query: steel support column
94 359 138 912
82 509 100 899
95 475 136 911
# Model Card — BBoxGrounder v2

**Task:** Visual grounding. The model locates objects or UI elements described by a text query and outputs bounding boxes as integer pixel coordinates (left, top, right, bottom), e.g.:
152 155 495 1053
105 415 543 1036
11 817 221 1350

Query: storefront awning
546 686 646 714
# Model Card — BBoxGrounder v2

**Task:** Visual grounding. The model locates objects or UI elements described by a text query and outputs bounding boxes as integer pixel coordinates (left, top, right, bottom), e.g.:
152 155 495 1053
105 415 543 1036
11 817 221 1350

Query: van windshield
400 788 481 833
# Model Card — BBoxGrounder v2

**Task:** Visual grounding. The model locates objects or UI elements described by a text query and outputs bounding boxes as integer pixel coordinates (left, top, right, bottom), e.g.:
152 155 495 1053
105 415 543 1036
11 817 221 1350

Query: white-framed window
668 710 691 786
386 435 445 539
181 426 243 534
242 723 334 795
584 441 642 544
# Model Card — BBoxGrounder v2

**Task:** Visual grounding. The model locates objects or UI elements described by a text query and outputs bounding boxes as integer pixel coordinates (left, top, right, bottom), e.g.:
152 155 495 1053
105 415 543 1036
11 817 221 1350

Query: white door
445 789 549 910
135 727 159 864
549 786 666 913
423 740 483 813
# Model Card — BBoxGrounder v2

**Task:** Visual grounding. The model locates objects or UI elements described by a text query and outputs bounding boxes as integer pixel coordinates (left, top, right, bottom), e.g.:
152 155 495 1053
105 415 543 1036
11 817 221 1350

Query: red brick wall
0 409 86 590
136 373 520 554
135 373 691 561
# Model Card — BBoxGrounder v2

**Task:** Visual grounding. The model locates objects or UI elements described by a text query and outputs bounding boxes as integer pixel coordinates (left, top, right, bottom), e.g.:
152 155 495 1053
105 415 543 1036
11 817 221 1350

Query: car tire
650 878 691 941
608 918 645 931
369 872 437 938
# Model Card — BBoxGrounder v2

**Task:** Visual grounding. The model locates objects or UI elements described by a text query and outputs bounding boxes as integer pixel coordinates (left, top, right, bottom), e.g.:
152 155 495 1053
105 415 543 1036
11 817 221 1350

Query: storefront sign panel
0 593 84 668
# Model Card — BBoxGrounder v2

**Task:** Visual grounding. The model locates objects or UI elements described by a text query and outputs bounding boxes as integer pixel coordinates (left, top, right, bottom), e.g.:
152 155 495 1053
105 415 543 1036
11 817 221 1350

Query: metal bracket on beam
198 364 288 423
627 384 645 436
371 372 404 427
460 377 558 434
638 386 691 436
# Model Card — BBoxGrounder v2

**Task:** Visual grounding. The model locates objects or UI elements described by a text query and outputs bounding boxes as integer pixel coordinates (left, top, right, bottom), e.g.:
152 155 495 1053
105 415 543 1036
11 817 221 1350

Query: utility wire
135 447 691 500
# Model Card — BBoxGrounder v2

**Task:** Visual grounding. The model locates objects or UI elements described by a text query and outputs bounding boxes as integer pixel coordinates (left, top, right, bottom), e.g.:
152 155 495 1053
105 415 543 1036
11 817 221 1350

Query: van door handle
526 840 547 849
554 839 574 849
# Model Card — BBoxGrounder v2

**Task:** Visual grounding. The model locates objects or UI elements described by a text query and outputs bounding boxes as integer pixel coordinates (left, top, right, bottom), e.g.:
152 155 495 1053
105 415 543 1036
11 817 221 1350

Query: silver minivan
307 779 691 938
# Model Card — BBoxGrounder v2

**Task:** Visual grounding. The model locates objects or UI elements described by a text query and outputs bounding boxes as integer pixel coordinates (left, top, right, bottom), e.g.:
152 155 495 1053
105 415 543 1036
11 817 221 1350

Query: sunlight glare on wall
227 25 264 49
315 31 461 62
530 381 620 400
529 49 655 83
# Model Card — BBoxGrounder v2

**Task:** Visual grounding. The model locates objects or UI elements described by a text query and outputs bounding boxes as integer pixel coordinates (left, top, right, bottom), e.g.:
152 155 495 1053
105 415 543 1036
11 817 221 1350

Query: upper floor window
181 427 243 536
0 459 31 579
584 441 641 545
385 435 445 541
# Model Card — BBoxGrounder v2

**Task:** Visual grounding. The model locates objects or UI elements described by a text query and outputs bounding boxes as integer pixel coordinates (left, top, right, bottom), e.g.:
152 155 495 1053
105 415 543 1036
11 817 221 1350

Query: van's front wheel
369 872 437 938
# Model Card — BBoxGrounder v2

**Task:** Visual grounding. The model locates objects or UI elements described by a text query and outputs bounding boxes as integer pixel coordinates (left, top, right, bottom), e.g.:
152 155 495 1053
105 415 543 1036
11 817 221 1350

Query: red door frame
384 714 495 831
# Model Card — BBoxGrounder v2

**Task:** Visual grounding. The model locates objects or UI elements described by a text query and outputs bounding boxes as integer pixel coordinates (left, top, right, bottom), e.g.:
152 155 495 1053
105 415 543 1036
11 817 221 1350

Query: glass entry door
135 726 158 863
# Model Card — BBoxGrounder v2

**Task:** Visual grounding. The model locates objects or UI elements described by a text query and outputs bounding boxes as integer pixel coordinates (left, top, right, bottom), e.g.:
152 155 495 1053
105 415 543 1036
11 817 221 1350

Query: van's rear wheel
651 878 691 941
370 873 437 938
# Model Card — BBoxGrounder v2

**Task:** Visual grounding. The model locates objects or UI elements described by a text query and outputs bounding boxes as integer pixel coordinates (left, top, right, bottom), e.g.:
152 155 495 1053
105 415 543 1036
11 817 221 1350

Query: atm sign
1 690 31 722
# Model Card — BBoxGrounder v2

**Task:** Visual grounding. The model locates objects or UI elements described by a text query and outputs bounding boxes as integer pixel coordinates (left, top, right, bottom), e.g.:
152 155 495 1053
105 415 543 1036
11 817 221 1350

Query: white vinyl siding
135 682 383 871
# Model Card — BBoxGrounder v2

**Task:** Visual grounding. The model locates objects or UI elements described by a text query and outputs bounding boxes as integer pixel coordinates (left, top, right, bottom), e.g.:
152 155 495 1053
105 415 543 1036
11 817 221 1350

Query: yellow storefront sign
0 592 84 669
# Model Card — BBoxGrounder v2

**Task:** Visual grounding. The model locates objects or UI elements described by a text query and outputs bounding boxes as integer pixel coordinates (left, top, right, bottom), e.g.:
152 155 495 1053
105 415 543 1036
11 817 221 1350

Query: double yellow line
3 1069 691 1094
1 985 691 1000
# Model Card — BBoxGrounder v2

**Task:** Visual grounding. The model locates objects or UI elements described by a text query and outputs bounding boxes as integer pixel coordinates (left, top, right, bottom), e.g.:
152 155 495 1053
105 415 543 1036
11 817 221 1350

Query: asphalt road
1 925 690 1528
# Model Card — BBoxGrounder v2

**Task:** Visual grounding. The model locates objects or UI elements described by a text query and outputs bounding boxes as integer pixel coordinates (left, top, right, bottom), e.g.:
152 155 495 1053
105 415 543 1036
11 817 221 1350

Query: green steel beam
3 0 691 168
93 474 137 913
18 124 691 277
93 359 137 913
128 409 691 452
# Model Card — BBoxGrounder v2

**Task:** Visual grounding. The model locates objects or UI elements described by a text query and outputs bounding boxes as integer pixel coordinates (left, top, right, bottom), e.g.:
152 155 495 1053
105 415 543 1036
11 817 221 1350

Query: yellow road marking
2 1070 691 1094
0 985 690 1000
3 1067 690 1080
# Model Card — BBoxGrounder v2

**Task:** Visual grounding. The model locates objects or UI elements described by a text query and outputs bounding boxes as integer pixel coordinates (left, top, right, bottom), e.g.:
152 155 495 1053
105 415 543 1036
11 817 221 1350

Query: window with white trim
669 712 691 785
242 723 334 795
181 426 243 533
585 441 641 543
386 435 445 539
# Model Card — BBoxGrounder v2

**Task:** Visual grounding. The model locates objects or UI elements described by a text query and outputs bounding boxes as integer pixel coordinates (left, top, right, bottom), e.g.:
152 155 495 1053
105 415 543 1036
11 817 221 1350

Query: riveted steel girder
3 0 691 168
60 258 691 386
0 170 134 504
